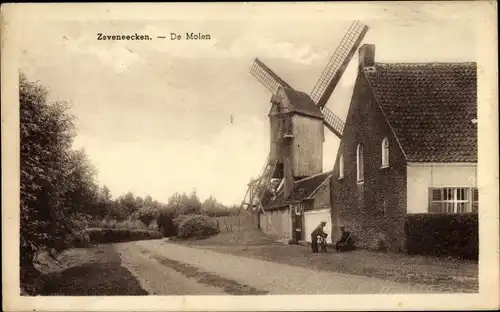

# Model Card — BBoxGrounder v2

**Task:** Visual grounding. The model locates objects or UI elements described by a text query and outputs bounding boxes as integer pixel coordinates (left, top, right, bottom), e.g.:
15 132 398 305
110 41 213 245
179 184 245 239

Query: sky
17 3 477 206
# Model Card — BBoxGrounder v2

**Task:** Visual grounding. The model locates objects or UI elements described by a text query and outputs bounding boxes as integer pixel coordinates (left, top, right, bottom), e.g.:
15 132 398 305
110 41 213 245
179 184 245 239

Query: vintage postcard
1 2 499 311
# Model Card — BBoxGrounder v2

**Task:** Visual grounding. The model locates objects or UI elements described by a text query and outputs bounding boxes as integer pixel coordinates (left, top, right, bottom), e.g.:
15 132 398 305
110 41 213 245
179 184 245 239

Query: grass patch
138 249 268 295
37 245 147 296
198 243 478 293
175 228 280 247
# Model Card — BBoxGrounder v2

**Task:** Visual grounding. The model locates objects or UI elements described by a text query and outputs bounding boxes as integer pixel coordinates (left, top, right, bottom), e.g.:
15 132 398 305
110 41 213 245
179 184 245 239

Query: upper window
356 143 364 182
381 137 389 168
429 187 478 213
338 155 344 179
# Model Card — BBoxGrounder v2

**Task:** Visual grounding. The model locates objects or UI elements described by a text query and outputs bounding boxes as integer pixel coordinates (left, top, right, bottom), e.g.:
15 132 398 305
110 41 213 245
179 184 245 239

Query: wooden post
257 203 261 229
282 113 296 244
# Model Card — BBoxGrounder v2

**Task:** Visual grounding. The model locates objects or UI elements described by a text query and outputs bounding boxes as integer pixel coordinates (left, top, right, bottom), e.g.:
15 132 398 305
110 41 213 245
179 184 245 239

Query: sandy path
122 240 437 294
116 243 226 295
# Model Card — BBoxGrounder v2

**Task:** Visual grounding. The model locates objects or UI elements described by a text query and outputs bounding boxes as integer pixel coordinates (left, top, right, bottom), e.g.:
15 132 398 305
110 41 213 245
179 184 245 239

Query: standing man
311 221 327 253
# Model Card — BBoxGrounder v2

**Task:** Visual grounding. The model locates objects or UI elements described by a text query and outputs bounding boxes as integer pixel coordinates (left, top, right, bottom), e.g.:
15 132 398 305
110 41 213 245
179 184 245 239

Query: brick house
330 44 478 252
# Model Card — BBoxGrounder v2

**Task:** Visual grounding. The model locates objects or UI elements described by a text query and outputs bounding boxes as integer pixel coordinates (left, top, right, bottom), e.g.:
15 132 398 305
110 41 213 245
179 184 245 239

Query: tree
117 192 140 215
184 190 201 215
136 194 159 226
166 192 187 216
94 185 113 220
20 73 99 290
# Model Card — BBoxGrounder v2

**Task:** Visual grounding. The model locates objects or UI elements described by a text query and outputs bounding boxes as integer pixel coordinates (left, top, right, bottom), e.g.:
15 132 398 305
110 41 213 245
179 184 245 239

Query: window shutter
429 187 444 213
428 187 433 213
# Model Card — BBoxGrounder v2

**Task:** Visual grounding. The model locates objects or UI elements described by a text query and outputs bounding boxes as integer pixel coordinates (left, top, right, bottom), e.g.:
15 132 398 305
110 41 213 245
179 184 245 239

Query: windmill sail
310 21 369 109
250 58 292 94
322 106 345 138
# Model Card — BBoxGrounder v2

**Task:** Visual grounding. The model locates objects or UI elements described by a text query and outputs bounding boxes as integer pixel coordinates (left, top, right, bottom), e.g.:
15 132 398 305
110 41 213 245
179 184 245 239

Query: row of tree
19 73 236 288
96 187 237 226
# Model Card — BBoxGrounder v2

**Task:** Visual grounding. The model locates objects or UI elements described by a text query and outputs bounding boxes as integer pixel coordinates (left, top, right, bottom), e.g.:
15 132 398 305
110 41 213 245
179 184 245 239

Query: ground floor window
429 187 478 213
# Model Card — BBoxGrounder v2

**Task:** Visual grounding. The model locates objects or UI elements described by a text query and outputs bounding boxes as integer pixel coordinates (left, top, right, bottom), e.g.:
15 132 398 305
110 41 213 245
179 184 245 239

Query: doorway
293 203 305 241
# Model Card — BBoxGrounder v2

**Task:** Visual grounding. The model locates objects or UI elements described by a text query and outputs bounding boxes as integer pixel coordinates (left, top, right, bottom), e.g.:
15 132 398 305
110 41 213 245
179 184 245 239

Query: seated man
310 221 328 253
335 225 355 252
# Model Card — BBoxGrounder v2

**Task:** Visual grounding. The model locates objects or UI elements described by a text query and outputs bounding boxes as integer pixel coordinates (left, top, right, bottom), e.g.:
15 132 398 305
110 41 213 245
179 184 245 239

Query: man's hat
340 225 345 229
321 221 327 224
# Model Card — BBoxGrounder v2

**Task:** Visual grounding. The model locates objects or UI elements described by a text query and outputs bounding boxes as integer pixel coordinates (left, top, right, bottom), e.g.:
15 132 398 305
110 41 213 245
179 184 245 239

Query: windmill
238 21 369 226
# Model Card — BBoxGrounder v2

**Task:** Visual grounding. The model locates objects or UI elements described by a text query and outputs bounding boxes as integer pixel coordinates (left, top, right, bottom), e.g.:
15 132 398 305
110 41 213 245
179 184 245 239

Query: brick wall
330 72 408 252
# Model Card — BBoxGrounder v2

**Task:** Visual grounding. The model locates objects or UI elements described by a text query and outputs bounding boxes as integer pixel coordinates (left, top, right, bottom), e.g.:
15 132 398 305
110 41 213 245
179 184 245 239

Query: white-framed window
339 154 344 179
381 137 389 168
428 187 479 213
356 143 364 183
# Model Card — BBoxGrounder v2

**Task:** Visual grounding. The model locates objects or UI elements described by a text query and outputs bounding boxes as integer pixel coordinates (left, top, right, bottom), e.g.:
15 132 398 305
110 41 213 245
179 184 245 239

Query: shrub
114 219 144 230
173 214 191 234
157 210 178 237
405 213 478 260
147 221 159 231
86 228 163 244
177 215 219 239
93 218 149 231
137 208 160 226
67 230 91 248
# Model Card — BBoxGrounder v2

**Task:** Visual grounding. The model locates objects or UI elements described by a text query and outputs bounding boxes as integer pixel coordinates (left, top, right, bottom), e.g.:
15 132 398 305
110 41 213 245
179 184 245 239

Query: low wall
259 208 291 241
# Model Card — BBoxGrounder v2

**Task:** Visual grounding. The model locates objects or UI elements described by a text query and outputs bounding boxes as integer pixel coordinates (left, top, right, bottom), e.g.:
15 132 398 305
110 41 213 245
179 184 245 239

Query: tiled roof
266 171 332 211
364 62 477 162
282 87 324 119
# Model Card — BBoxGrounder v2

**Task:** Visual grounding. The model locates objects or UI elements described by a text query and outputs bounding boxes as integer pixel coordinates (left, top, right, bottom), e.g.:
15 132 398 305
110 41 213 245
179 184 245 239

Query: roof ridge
373 61 476 66
307 174 333 199
294 170 332 184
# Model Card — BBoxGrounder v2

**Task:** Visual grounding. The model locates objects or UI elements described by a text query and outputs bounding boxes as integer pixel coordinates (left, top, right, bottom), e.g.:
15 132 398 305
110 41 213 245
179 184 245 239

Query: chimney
358 44 375 70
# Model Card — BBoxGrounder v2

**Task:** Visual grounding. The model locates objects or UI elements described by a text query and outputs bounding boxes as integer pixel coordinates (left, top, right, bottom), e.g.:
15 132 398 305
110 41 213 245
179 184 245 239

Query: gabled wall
330 71 408 252
407 162 478 213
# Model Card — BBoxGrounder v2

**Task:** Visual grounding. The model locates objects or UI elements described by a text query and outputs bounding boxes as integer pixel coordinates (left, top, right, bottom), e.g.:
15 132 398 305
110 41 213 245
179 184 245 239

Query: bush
86 228 163 244
94 218 149 231
173 215 191 232
157 210 178 237
137 208 160 226
67 230 92 248
405 213 478 260
177 215 219 239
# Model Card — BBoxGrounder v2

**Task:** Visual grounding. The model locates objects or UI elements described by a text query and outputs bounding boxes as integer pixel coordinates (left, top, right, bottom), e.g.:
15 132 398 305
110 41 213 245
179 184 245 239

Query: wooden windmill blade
250 58 293 94
322 106 345 138
310 20 369 110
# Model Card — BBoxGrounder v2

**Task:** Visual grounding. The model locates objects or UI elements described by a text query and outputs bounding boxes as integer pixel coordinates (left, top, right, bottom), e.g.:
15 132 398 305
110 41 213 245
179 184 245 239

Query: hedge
405 213 478 260
86 228 163 244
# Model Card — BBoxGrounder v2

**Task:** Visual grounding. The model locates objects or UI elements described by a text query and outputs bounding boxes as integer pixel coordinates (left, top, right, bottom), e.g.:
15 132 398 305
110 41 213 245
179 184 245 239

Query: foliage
156 209 178 237
19 73 238 294
86 228 163 244
94 218 148 230
20 73 98 278
201 196 234 217
405 213 478 260
177 215 220 239
173 214 192 233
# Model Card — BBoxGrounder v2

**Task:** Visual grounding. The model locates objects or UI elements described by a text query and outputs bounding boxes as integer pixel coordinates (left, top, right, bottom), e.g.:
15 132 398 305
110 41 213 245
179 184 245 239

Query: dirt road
115 240 439 295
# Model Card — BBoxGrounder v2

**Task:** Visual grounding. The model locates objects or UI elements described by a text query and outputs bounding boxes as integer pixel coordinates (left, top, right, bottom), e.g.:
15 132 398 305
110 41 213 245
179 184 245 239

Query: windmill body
269 87 324 193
